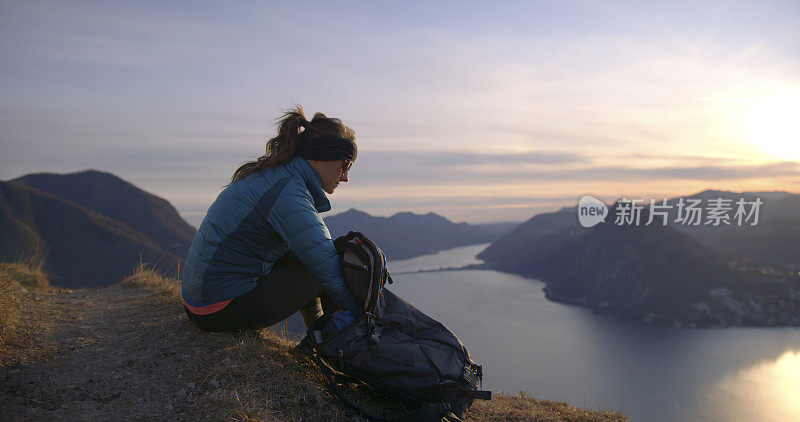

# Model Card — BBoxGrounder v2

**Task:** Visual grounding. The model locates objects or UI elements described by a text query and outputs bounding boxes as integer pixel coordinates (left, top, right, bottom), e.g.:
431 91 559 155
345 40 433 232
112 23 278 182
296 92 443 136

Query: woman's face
310 159 351 194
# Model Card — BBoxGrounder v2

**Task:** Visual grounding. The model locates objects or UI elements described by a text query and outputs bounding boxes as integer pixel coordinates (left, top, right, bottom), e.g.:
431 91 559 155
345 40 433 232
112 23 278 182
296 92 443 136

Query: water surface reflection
387 246 800 421
697 350 800 421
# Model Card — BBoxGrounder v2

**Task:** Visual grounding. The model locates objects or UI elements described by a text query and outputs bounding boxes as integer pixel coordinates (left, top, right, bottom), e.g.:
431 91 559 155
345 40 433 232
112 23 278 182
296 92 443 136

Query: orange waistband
182 296 233 315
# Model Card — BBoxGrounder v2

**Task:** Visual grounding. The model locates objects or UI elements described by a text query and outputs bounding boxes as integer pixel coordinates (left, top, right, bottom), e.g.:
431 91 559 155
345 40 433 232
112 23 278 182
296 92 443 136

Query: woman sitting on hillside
181 106 364 332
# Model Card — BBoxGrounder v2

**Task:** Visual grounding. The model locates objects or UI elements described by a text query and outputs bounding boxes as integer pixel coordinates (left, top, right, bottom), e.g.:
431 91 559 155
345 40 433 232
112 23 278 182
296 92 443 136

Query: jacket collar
287 156 331 213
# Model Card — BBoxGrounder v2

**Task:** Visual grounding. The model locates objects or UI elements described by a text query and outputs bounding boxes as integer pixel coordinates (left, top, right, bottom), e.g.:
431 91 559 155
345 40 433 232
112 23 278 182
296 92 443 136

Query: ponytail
230 106 307 184
230 105 357 184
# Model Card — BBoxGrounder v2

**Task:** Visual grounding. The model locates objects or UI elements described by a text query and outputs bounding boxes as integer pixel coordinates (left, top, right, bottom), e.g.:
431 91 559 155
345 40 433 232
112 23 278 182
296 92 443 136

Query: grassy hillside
122 268 627 421
0 181 182 288
478 193 800 327
0 271 24 348
13 170 195 258
1 260 626 420
0 258 51 365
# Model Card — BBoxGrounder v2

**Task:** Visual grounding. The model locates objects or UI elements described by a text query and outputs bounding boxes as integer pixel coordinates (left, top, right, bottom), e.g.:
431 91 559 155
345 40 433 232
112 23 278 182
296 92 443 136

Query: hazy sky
2 1 799 225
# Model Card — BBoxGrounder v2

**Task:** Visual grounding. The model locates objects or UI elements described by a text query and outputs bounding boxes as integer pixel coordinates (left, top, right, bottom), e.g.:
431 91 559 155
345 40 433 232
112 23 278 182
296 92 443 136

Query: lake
387 244 800 422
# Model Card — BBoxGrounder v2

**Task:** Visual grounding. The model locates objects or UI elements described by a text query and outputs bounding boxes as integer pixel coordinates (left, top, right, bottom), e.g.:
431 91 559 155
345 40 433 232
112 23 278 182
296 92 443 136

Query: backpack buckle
461 364 478 386
369 322 384 345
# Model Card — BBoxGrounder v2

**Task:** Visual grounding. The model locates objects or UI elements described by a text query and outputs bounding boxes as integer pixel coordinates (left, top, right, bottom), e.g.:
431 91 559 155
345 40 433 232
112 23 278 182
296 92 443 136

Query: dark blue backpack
305 232 491 421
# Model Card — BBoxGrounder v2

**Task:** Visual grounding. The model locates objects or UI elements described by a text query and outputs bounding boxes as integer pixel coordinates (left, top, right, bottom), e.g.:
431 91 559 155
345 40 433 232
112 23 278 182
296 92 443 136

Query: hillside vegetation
0 257 52 366
0 179 183 288
2 170 516 288
479 192 800 327
13 170 195 258
1 262 626 421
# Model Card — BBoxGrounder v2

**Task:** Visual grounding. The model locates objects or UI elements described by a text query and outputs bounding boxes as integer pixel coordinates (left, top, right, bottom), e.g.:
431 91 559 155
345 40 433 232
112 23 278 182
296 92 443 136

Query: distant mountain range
663 190 800 268
13 170 195 259
324 208 516 260
1 170 517 290
479 190 800 327
0 178 188 288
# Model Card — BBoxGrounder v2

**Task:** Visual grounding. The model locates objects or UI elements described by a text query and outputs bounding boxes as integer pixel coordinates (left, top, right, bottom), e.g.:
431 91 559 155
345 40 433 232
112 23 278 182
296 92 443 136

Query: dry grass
190 330 357 421
466 392 627 421
119 265 358 420
0 259 56 366
0 274 23 346
0 256 49 292
121 263 181 303
124 265 628 421
0 257 49 347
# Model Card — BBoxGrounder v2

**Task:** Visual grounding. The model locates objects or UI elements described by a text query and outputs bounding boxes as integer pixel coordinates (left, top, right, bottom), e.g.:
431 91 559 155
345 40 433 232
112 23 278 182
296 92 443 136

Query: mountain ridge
0 180 182 288
324 208 514 260
12 170 195 258
479 190 800 327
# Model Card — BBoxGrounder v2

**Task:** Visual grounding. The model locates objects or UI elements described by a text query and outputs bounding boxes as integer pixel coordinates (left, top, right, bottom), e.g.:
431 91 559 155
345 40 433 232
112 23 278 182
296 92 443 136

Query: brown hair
230 105 357 184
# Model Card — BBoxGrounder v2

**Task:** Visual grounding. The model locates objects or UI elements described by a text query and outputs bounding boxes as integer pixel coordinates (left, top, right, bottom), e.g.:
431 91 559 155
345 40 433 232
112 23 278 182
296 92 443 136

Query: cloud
0 2 223 68
2 1 800 225
358 150 586 165
348 151 800 186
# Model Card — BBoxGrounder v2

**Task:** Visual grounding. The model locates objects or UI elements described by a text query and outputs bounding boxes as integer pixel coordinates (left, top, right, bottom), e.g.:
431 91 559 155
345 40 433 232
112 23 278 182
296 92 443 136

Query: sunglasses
341 160 353 174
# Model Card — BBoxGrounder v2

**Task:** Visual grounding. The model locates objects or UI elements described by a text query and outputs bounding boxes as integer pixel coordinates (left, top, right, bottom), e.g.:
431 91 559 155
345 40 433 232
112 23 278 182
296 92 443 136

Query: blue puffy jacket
181 156 362 316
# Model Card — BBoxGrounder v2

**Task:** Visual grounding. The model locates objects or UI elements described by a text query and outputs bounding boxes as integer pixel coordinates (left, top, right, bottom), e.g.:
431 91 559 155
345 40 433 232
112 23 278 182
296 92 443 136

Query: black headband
295 136 355 162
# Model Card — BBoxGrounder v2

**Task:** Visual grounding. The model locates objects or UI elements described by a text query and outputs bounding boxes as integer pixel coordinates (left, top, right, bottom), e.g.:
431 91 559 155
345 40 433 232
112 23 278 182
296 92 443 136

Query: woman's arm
267 182 364 317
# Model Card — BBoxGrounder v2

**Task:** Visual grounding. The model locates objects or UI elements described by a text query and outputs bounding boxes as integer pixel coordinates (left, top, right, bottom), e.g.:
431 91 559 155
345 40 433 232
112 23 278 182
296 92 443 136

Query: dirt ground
1 285 250 421
0 282 627 422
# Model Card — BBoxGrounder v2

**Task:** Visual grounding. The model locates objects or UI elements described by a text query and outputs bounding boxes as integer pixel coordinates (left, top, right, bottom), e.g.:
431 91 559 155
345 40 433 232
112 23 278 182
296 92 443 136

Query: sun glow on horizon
744 90 800 162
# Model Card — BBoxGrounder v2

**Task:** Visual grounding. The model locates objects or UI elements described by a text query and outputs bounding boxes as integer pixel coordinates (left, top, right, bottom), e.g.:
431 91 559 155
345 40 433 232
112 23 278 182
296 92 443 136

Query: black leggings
184 256 337 332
